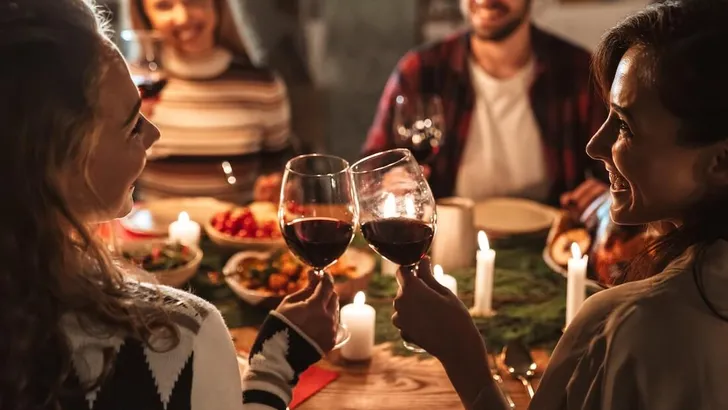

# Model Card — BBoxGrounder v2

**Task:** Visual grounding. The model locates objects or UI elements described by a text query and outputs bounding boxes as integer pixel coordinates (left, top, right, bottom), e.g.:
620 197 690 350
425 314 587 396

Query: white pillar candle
473 231 496 316
340 292 376 361
168 211 201 246
434 264 458 295
566 242 588 327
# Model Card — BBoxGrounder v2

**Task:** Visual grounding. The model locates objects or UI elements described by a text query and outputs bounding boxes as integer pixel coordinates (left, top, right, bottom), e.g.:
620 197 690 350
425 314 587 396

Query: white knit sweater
61 283 319 410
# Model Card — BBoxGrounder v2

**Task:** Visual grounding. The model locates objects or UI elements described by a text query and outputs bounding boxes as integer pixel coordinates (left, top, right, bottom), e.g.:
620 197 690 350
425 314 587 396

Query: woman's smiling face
141 0 218 56
586 46 715 226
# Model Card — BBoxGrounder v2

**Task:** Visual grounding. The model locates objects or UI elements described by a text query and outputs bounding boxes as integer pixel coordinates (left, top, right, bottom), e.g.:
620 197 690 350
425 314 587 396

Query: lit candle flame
404 194 416 217
478 230 490 251
354 291 366 305
178 211 190 222
570 242 582 260
434 264 444 279
383 193 397 218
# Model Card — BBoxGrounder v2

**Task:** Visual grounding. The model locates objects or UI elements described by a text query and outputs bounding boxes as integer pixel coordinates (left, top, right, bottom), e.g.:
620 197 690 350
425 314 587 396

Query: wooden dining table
231 327 548 410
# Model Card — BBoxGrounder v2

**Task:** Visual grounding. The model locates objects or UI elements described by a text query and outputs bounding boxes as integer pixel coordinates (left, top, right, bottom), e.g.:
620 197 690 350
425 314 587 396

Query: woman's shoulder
133 282 220 333
559 269 686 349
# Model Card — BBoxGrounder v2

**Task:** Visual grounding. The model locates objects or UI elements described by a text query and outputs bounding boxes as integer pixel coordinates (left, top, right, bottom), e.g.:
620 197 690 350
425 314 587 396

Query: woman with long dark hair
392 0 728 408
0 1 336 409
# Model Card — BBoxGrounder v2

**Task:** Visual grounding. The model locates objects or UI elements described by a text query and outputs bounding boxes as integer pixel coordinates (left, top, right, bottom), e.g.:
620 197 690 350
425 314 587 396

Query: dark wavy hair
0 1 178 409
592 0 728 298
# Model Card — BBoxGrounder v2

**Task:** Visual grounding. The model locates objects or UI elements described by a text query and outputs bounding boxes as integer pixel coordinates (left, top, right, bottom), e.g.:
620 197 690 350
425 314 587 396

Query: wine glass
350 149 437 352
392 95 444 166
278 154 358 348
120 30 168 101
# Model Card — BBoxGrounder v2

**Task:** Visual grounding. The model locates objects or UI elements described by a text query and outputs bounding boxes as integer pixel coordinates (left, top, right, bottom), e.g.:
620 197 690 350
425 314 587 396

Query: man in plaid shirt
363 0 608 214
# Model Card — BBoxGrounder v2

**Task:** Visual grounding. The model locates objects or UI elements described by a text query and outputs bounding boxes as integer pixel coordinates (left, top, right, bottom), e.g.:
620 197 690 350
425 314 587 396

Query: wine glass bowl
120 30 168 100
279 154 358 277
351 149 437 352
392 95 444 165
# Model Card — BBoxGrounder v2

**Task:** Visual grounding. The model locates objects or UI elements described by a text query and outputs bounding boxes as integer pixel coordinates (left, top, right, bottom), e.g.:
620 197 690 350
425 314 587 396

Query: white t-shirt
454 58 550 201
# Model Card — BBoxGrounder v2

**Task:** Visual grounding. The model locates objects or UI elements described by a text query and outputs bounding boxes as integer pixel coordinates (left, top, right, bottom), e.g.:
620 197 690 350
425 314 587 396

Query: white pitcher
430 197 477 271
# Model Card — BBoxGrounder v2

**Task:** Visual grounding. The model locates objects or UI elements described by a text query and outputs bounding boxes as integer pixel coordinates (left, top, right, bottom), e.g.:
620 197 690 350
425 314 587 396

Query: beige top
526 239 728 410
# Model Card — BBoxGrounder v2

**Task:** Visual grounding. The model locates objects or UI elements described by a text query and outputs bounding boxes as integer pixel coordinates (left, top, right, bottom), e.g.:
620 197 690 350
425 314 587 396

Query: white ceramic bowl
120 240 203 288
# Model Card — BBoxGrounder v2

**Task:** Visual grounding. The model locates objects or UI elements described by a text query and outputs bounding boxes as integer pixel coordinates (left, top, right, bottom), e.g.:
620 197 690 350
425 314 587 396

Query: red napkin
290 365 340 409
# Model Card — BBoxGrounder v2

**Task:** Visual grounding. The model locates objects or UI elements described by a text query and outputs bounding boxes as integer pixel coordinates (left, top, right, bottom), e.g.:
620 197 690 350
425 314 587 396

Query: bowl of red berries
204 202 285 249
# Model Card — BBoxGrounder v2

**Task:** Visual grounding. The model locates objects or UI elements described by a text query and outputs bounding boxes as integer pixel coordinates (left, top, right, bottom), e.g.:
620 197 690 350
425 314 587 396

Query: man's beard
470 0 532 42
473 16 526 42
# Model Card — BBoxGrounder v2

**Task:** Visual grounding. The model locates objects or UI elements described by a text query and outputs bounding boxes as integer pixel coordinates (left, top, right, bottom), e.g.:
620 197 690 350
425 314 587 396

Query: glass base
333 323 350 350
402 340 426 353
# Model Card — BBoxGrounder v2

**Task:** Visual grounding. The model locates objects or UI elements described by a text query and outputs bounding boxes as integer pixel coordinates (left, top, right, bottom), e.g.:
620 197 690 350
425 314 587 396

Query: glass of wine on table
350 149 437 353
279 154 358 348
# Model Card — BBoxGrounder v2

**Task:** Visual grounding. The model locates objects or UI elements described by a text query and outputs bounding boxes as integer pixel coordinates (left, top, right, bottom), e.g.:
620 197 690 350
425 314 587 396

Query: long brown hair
593 0 728 284
0 1 178 408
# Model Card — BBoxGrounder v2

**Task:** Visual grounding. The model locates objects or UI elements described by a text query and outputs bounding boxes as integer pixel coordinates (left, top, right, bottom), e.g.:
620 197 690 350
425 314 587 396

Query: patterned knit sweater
59 283 320 410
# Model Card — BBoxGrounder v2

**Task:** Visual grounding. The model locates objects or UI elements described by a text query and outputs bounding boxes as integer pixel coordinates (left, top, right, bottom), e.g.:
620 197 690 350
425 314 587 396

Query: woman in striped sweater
125 0 295 157
0 1 329 409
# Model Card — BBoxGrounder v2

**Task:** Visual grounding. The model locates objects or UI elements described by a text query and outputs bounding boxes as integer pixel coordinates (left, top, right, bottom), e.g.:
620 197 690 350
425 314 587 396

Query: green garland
190 236 571 357
366 245 568 357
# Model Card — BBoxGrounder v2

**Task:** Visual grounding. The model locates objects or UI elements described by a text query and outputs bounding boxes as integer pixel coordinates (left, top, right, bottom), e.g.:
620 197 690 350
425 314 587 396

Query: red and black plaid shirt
362 26 607 204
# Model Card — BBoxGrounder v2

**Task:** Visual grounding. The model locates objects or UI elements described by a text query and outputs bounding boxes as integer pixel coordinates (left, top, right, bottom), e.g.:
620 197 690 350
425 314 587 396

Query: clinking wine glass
392 95 444 166
278 154 358 349
350 149 437 353
120 30 168 101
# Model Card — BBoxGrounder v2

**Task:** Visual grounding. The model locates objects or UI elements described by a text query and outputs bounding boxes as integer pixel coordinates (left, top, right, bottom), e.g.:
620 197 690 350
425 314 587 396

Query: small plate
121 197 233 236
474 198 558 236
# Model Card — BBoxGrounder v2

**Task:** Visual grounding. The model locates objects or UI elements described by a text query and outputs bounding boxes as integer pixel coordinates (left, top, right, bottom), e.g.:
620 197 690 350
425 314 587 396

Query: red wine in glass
360 218 434 266
393 95 444 166
133 75 168 100
407 126 442 165
351 149 437 353
282 217 354 269
279 153 359 349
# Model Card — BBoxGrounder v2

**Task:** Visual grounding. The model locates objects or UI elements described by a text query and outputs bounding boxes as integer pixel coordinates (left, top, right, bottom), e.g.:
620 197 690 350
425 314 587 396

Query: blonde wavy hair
0 1 177 408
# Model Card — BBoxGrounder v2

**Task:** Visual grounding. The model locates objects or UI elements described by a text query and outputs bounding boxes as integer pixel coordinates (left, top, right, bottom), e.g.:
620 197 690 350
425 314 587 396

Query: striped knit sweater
151 56 292 157
60 283 319 410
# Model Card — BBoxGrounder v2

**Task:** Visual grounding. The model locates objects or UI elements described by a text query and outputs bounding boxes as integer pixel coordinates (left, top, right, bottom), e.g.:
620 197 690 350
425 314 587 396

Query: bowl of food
204 202 285 250
223 248 375 308
120 240 202 287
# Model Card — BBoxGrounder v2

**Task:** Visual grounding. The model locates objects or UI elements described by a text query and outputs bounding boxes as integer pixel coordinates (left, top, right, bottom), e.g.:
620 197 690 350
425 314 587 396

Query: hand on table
560 178 608 218
275 270 339 352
